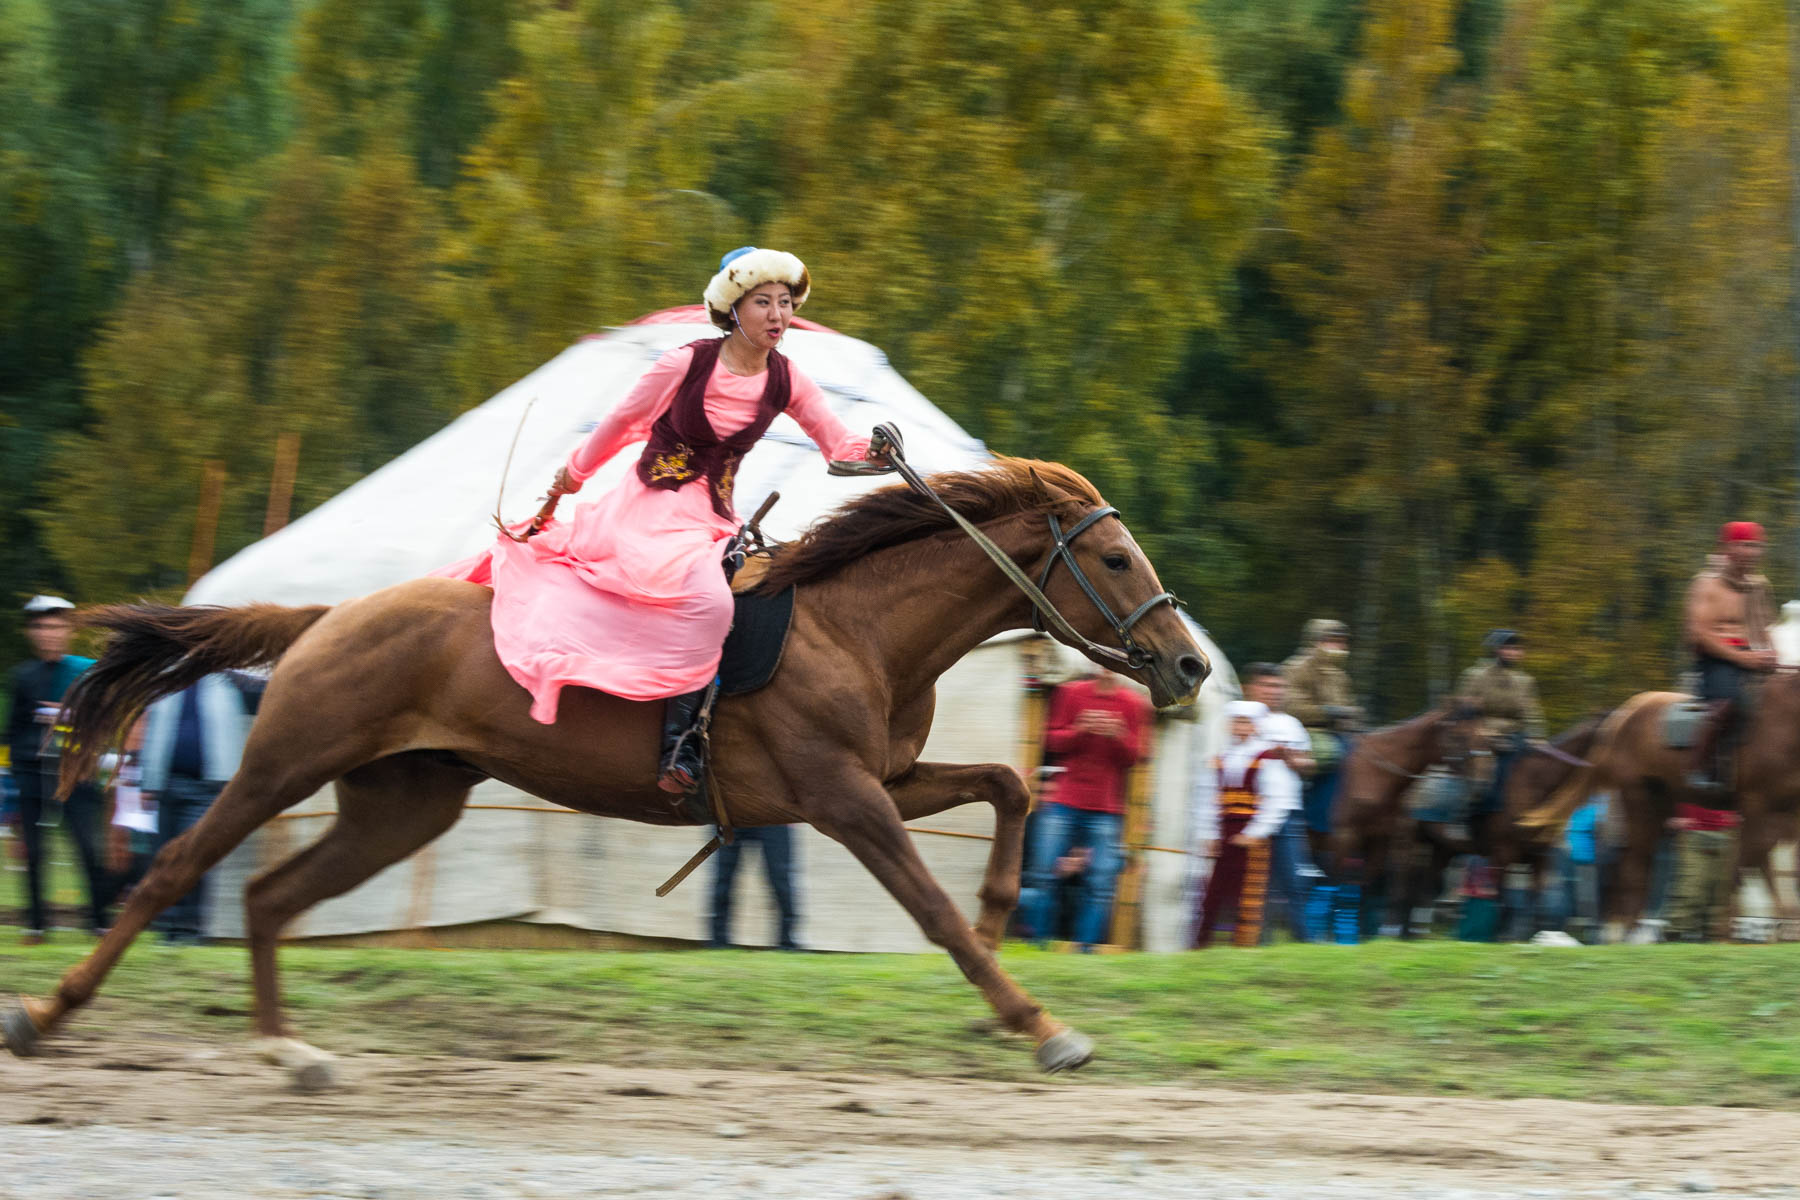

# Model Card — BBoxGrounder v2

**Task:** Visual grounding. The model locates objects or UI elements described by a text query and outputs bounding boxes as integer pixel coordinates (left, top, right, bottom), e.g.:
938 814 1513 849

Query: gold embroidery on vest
717 455 740 506
648 442 697 484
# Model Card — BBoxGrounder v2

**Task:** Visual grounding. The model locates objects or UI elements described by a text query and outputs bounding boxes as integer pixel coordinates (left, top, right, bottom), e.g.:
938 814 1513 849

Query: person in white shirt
1772 599 1800 668
1241 663 1319 941
1190 699 1294 948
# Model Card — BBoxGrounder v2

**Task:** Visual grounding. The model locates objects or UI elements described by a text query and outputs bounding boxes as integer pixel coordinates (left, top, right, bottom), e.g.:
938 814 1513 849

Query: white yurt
193 307 1237 952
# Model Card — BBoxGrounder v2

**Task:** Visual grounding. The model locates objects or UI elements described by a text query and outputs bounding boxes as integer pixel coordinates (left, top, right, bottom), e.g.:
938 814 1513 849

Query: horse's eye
1104 554 1129 572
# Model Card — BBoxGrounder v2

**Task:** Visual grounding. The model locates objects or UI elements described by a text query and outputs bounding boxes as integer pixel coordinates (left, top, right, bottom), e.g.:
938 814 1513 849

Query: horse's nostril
1177 654 1207 684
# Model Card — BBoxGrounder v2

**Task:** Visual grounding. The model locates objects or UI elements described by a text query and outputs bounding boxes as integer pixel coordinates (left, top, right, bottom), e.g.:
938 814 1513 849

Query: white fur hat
703 246 811 331
1224 700 1269 722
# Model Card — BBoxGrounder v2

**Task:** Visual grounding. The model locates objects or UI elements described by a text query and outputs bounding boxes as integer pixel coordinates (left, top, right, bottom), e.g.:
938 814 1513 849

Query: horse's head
1024 466 1208 709
1435 700 1491 780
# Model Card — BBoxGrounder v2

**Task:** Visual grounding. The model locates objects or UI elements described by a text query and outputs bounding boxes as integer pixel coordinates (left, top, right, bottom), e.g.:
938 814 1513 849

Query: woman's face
732 282 794 349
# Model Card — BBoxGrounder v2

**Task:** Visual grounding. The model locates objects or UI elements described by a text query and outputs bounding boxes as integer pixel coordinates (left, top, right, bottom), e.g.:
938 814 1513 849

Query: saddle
1407 765 1472 825
719 583 795 696
1662 697 1710 750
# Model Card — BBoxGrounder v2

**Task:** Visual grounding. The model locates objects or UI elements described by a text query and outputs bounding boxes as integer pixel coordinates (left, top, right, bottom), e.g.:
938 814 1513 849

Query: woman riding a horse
436 247 885 795
8 247 1207 1079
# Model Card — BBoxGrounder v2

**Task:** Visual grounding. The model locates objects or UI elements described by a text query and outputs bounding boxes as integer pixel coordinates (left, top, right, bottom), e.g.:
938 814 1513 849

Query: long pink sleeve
564 345 695 487
784 367 870 463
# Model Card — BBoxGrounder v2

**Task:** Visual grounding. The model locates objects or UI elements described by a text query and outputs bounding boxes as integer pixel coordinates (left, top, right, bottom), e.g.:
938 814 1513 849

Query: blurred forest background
2 0 1795 723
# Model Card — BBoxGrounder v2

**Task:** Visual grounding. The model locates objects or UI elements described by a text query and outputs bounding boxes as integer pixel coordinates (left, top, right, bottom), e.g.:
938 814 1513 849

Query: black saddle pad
720 585 795 696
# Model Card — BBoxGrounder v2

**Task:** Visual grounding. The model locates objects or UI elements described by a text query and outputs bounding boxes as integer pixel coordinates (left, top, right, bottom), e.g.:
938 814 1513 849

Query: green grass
5 935 1799 1107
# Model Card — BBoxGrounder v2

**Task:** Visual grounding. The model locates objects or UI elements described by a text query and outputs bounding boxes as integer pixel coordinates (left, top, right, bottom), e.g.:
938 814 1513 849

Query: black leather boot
1684 700 1733 800
658 689 708 797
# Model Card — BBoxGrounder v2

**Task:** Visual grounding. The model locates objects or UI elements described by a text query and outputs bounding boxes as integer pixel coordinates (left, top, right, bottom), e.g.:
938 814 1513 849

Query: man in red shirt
1020 669 1153 949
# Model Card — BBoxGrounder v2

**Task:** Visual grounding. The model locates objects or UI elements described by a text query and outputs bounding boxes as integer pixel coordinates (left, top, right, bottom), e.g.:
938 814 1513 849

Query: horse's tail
58 603 331 797
1519 762 1598 835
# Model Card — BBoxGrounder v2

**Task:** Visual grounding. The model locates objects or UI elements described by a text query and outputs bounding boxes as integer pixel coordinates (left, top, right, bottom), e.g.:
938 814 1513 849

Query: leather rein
867 424 1178 672
1528 741 1593 770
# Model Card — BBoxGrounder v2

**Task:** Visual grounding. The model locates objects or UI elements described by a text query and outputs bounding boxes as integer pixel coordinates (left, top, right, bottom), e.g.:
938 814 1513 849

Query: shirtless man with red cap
1682 521 1777 797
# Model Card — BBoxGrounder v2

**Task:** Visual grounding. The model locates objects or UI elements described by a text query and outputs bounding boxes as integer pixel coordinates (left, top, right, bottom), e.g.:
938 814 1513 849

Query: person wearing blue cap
433 249 891 809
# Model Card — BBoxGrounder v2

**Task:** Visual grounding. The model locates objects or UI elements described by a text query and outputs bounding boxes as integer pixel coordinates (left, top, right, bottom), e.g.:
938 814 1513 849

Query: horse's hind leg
5 737 385 1057
801 770 1089 1073
886 762 1031 952
245 753 472 1089
1603 785 1656 943
1395 828 1435 940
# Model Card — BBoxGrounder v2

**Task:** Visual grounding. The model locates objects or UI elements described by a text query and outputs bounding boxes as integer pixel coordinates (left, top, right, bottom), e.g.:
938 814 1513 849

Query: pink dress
435 342 870 723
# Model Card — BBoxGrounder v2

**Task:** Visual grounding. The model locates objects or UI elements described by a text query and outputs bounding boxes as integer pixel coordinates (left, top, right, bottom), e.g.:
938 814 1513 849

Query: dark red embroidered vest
635 338 791 518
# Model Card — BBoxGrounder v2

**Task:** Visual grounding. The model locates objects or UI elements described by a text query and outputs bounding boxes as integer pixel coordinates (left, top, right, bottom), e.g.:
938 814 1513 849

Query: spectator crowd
4 595 256 946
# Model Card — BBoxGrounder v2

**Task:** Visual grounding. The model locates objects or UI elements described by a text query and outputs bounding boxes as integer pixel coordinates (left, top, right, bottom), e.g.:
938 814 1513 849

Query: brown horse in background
1484 715 1608 938
3 460 1207 1084
1329 704 1486 937
1522 681 1800 940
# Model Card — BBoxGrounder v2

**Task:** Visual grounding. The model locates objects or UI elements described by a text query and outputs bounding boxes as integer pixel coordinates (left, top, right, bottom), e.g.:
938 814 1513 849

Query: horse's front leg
1759 814 1800 939
885 762 1032 952
800 767 1089 1073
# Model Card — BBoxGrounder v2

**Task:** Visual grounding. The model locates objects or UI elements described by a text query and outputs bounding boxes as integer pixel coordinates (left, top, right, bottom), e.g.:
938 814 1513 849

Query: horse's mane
753 458 1104 593
1366 701 1479 741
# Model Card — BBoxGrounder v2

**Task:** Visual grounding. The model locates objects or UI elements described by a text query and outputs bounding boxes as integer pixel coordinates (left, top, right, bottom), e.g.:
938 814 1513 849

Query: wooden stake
263 432 301 536
1107 724 1158 951
1016 637 1054 813
186 460 226 587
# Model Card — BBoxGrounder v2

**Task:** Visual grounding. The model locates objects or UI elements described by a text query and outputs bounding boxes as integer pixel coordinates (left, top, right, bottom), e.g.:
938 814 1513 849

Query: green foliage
3 0 1798 723
1198 0 1368 157
46 0 296 272
1176 0 1791 721
0 1 103 621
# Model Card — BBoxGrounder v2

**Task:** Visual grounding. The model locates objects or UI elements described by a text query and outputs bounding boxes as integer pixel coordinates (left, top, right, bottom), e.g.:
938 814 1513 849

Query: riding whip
490 396 562 542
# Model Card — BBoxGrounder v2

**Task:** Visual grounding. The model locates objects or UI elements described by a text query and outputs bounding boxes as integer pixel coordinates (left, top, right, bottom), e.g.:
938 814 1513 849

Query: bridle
1030 506 1179 670
866 424 1179 672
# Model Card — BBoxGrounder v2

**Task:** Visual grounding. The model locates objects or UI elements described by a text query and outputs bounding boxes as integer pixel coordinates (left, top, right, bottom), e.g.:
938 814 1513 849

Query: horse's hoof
3 997 43 1058
255 1037 338 1093
291 1057 337 1093
1036 1029 1095 1074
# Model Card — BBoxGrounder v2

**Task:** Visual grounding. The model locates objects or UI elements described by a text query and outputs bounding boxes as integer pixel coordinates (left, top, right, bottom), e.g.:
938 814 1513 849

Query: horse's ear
1027 466 1055 505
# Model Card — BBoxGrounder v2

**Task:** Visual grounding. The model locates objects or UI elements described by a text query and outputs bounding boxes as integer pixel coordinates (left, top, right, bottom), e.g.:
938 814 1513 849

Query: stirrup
658 761 701 795
1683 772 1727 800
658 723 710 834
658 732 704 796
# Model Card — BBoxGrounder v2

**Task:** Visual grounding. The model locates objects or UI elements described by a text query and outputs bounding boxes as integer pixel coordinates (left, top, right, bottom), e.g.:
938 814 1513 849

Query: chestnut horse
1328 705 1485 937
4 460 1207 1084
1521 683 1800 940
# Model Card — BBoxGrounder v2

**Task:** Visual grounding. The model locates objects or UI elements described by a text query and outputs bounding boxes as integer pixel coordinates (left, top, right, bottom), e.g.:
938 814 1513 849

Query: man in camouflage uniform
1283 618 1361 861
1457 630 1545 849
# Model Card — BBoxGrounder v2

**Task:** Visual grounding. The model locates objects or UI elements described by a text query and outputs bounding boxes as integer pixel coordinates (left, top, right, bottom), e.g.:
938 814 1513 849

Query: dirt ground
5 1034 1799 1199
